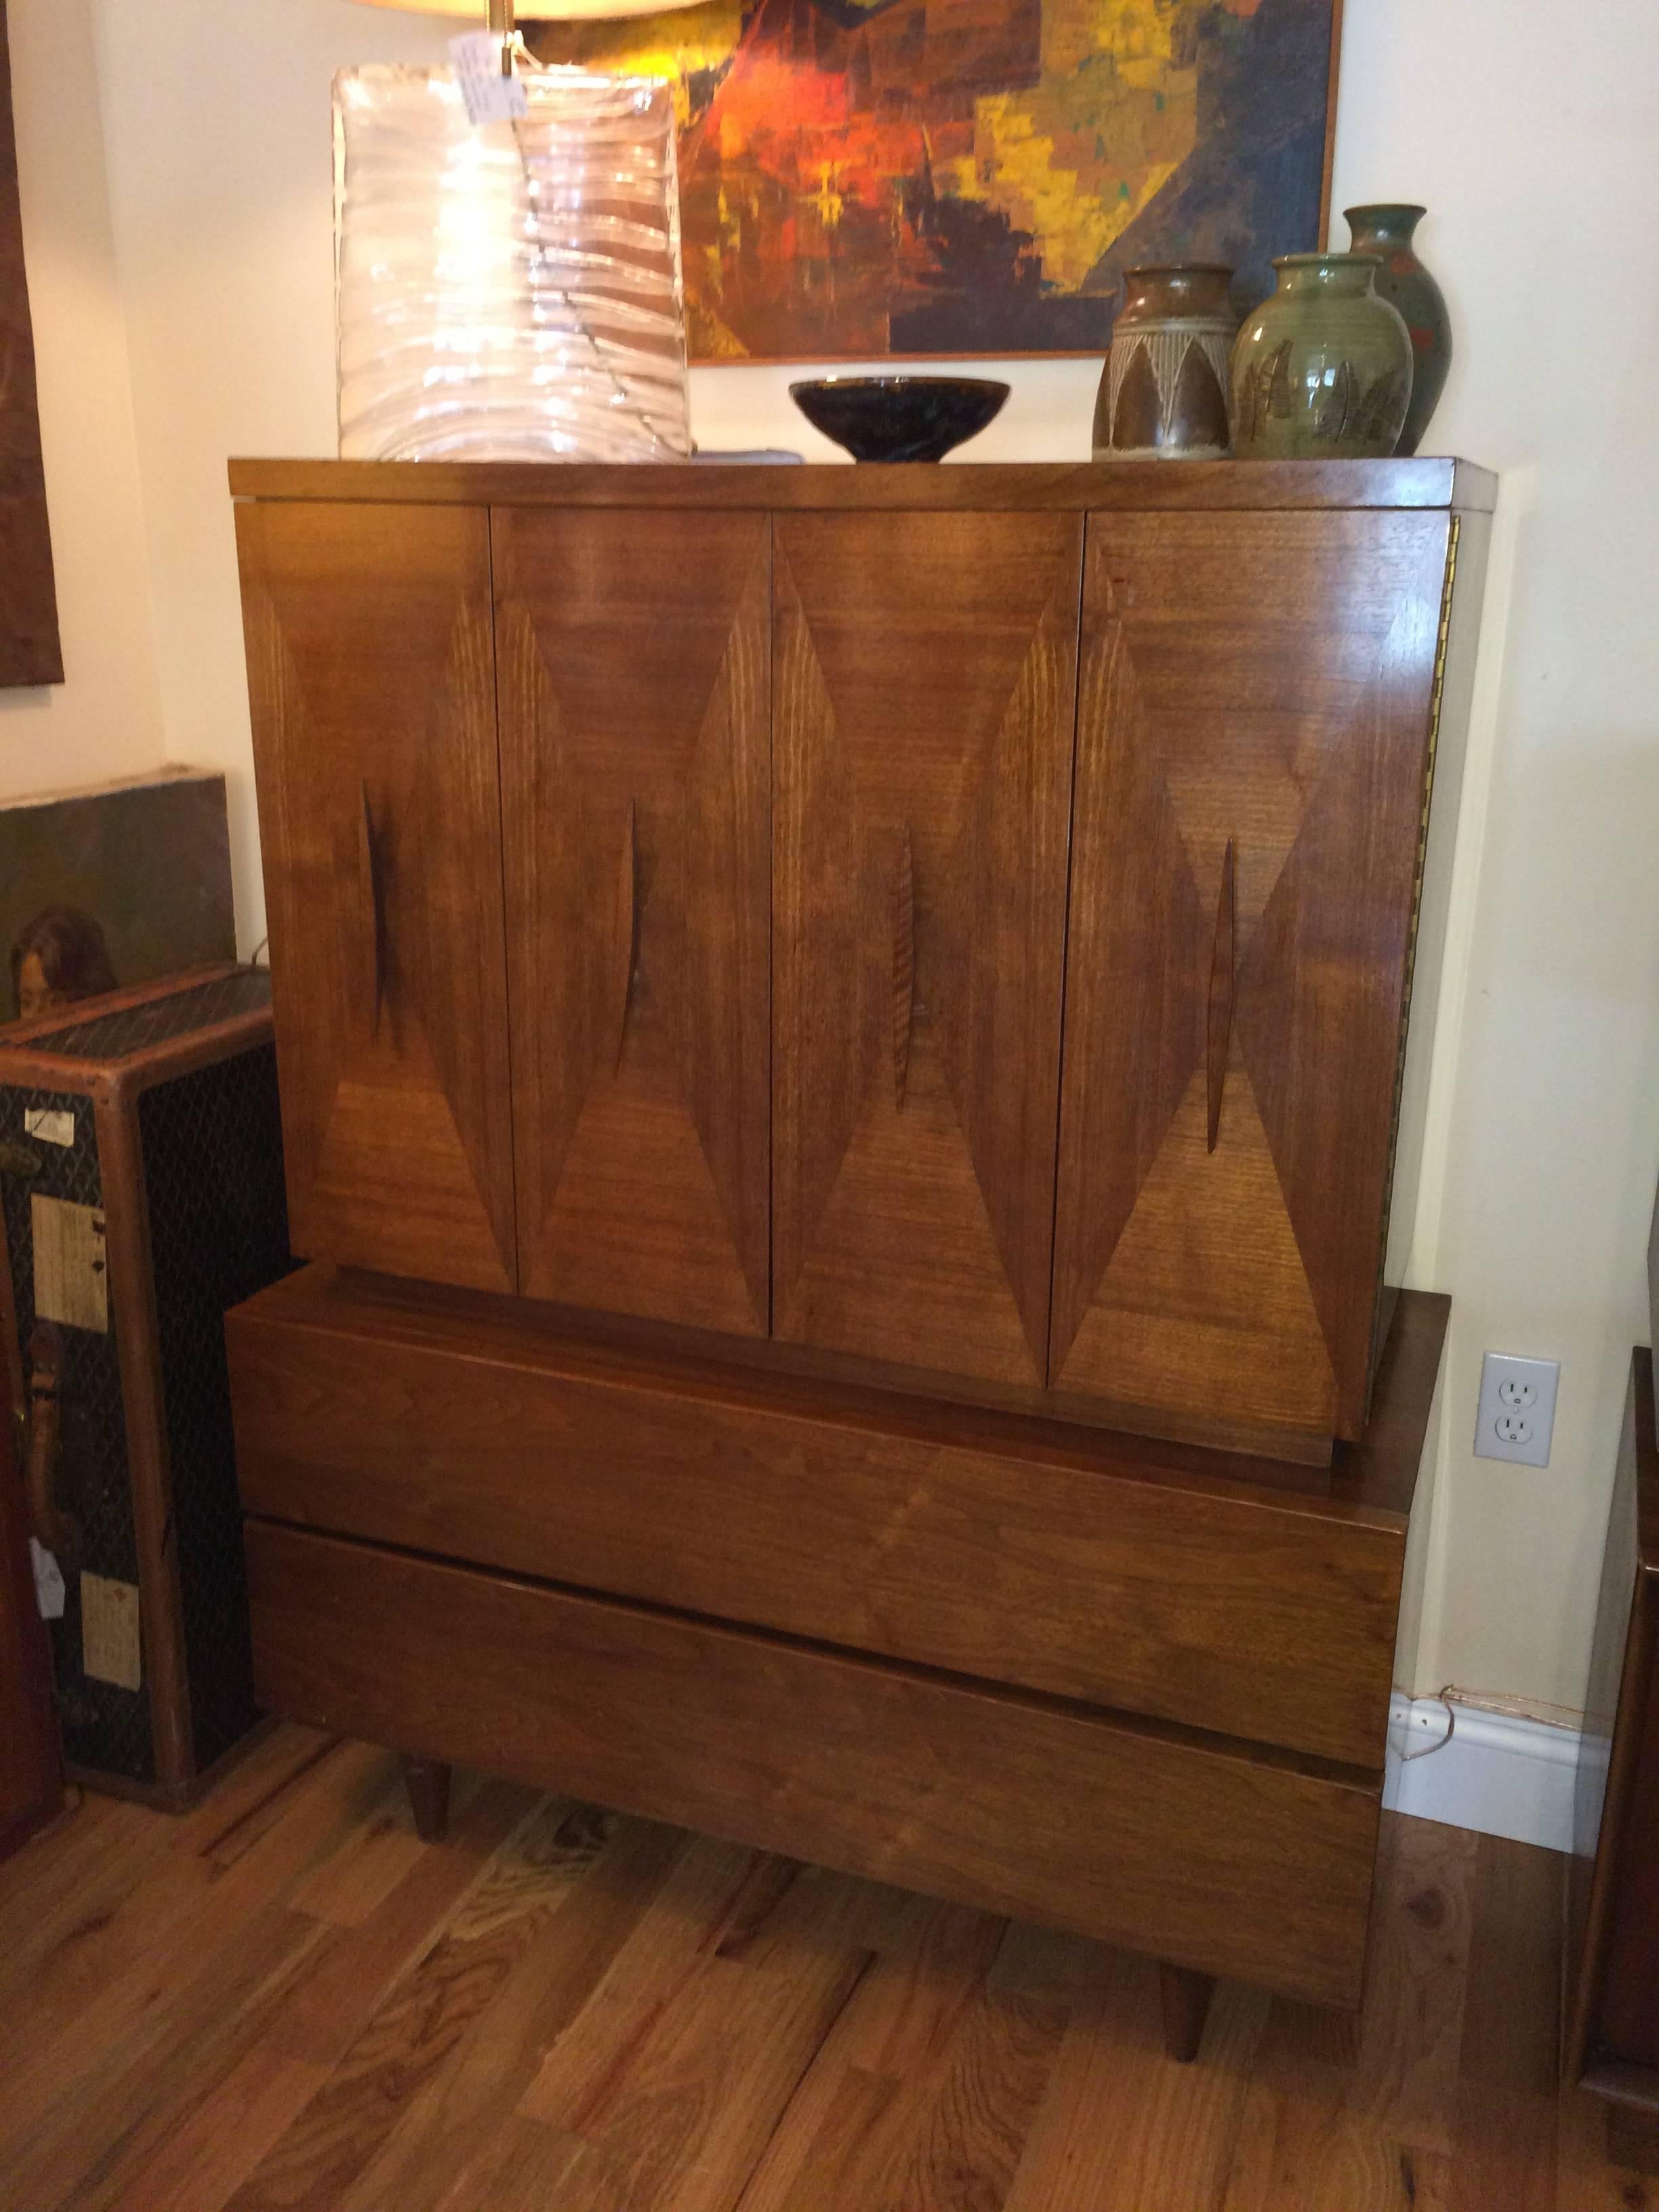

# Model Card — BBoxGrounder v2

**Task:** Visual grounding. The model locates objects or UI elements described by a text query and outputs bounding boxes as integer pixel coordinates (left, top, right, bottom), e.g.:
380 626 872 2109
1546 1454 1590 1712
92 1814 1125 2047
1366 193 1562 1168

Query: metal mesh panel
0 1090 152 1781
139 1044 290 1773
27 969 272 1062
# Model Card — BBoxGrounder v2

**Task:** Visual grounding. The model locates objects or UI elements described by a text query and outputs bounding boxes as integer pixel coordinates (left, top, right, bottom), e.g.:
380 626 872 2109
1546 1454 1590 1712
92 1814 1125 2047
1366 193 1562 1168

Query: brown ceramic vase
1343 204 1452 455
1092 265 1237 460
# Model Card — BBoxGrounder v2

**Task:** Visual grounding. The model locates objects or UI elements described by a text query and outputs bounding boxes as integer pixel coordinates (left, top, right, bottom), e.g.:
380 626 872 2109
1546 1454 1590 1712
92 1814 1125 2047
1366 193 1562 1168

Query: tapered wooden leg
1159 1962 1216 2063
400 1755 451 1843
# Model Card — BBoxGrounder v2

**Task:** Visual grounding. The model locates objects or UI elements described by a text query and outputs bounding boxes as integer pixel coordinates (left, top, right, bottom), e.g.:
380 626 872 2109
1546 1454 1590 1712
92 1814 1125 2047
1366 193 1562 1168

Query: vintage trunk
0 968 291 1805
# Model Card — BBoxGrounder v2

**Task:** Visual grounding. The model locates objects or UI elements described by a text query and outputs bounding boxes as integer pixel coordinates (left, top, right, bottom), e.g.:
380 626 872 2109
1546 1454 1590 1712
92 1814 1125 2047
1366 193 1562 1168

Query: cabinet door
1050 510 1454 1449
773 511 1080 1387
237 501 517 1292
494 508 770 1334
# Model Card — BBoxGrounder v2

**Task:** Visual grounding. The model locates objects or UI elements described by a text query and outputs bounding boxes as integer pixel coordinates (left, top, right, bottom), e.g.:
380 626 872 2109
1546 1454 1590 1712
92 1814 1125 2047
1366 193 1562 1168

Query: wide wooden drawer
228 1268 1441 1769
245 1519 1381 2006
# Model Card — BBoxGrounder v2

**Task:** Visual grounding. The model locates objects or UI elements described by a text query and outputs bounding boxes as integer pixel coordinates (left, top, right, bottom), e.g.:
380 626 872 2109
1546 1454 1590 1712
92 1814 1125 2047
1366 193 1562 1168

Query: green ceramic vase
1343 203 1451 455
1230 254 1414 461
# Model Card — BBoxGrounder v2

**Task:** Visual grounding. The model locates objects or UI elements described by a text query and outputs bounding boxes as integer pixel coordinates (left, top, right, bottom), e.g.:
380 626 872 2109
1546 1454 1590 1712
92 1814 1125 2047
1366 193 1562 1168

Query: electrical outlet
1474 1352 1560 1469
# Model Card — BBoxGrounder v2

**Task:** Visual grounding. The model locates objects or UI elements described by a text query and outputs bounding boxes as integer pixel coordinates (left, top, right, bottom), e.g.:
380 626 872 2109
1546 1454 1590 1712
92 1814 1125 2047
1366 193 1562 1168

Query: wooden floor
0 1724 1645 2211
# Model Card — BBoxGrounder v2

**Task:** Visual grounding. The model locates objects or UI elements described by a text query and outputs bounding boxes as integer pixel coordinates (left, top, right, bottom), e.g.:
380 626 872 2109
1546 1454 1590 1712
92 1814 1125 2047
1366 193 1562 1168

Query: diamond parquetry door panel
236 500 517 1293
773 511 1081 1388
495 508 771 1335
1050 509 1454 1452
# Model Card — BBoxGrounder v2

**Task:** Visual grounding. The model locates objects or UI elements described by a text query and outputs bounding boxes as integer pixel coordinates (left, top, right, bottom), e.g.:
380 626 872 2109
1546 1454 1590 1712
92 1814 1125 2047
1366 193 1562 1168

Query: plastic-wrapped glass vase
334 65 691 463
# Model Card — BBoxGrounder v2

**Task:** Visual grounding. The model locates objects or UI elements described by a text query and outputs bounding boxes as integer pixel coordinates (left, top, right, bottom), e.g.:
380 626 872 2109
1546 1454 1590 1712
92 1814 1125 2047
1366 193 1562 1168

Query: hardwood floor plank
1450 1832 1561 2212
1002 1952 1269 2212
184 1725 343 1865
1 1902 325 2212
9 1769 529 2212
741 1904 1084 2212
1209 1815 1481 2211
222 1795 605 2212
0 1735 1642 2212
104 2049 330 2212
249 1773 539 2068
26 1774 539 2212
53 1774 541 2212
516 1832 781 2126
0 1738 394 2125
1346 1811 1478 2154
432 2115 588 2212
792 1962 1067 2212
1216 2062 1422 2211
284 1759 477 1927
341 1814 687 2212
545 1943 869 2212
1557 2085 1659 2210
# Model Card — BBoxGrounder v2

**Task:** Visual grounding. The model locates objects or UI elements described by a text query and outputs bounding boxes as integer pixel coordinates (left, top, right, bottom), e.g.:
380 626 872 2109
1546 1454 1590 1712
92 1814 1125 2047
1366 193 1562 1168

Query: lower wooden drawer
228 1267 1443 1769
245 1518 1382 2008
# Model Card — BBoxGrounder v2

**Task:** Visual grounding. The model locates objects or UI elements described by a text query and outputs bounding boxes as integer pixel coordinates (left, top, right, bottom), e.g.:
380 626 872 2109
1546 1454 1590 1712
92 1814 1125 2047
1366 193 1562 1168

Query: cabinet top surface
228 456 1496 514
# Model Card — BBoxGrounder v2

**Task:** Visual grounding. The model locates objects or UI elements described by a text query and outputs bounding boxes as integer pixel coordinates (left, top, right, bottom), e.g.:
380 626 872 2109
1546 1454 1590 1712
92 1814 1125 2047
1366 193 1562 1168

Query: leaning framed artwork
0 0 60 686
534 0 1343 364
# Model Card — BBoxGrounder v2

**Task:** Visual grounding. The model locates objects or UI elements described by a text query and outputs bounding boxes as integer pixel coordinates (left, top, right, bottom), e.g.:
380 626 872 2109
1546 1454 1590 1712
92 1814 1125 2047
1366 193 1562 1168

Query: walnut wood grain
357 783 385 1040
0 1329 61 1860
227 1269 1445 1769
235 499 517 1294
1206 836 1236 1155
891 823 914 1113
229 456 1500 514
1567 1349 1659 2104
0 1 62 689
772 510 1080 1388
611 798 638 1077
1051 509 1455 1452
93 1089 197 1795
493 506 770 1337
244 1519 1382 2007
1 1741 1607 2211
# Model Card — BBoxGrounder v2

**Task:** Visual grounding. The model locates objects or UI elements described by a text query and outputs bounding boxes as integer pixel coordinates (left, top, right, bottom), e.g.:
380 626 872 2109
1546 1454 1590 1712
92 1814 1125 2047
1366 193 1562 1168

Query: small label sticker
23 1108 75 1149
449 33 528 125
30 1539 65 1622
81 1573 142 1692
31 1194 108 1334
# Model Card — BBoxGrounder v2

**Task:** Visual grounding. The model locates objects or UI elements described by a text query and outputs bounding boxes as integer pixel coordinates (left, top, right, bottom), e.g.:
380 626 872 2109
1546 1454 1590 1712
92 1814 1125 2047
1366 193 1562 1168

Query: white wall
25 0 1659 1713
0 0 165 799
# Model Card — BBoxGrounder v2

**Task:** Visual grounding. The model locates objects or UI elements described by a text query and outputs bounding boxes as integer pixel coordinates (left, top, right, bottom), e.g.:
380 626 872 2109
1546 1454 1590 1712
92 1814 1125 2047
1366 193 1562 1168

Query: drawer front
246 1520 1380 2007
229 1296 1406 1769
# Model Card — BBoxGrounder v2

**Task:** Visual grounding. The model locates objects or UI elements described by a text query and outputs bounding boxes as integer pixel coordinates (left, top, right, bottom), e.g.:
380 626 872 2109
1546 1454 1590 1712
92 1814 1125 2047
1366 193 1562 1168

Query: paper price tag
30 1539 65 1622
449 33 528 125
24 1108 75 1148
82 1573 142 1691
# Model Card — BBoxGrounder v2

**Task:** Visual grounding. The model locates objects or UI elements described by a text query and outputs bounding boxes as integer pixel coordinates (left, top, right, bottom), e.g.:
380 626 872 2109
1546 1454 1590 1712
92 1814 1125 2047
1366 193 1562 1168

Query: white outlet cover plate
1474 1352 1560 1469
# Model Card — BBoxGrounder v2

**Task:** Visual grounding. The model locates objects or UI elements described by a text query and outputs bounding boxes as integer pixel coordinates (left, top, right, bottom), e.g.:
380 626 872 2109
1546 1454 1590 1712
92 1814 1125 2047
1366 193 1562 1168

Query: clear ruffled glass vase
334 64 691 464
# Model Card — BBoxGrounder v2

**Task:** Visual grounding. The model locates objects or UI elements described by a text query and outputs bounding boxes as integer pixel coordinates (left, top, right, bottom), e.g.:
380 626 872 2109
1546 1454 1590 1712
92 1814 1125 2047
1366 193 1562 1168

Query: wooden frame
0 0 61 688
1566 1346 1659 2108
230 457 1498 514
529 0 1347 365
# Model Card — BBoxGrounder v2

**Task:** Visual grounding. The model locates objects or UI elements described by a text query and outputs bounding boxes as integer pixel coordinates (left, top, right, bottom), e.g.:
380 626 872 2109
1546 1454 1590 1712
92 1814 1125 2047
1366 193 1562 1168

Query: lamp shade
349 0 705 19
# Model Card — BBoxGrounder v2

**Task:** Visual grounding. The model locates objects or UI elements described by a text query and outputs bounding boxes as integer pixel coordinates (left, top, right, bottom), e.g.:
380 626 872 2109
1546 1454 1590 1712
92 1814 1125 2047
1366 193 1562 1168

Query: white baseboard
1383 1694 1582 1853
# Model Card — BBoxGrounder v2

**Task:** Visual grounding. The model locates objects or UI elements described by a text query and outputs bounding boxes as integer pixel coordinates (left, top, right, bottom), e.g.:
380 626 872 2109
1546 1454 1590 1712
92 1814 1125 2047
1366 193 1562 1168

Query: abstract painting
0 0 60 684
532 0 1340 363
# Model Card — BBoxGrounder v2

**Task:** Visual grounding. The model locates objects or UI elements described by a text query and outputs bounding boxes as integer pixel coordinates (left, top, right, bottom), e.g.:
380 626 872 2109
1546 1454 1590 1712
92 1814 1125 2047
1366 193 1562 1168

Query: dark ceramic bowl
788 376 1011 464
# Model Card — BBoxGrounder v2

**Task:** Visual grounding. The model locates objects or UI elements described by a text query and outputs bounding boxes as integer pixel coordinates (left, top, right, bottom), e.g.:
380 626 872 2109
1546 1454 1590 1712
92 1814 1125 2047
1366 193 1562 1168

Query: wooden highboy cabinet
226 457 1492 2051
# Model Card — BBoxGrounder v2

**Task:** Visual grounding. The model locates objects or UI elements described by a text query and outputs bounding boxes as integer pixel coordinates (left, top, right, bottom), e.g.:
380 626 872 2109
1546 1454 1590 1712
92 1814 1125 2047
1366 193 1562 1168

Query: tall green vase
1344 204 1451 456
1230 255 1414 461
